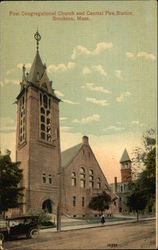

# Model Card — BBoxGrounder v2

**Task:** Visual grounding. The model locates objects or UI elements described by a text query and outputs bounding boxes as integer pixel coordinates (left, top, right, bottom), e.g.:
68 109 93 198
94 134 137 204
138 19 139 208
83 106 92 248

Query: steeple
27 30 46 84
120 149 132 183
120 148 131 163
27 52 45 84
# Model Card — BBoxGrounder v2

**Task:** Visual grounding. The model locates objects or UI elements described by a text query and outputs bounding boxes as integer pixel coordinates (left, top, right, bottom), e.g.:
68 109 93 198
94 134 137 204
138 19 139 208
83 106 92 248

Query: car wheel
0 233 4 242
28 228 39 239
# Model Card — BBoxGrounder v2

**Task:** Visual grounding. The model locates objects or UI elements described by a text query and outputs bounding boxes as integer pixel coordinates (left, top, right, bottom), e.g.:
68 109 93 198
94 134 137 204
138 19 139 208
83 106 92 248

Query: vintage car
0 216 40 241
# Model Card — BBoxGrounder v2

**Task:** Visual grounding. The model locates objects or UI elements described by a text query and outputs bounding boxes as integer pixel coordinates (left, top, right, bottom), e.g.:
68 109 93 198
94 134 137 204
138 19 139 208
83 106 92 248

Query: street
3 220 156 249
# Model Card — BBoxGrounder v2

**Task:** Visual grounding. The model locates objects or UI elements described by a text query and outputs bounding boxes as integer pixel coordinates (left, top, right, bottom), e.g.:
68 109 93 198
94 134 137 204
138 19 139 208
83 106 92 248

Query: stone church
15 31 117 217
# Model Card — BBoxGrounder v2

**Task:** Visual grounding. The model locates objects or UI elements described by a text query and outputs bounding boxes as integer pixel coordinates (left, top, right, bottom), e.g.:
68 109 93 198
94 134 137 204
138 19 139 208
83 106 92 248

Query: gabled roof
28 51 46 83
120 149 131 163
61 143 82 169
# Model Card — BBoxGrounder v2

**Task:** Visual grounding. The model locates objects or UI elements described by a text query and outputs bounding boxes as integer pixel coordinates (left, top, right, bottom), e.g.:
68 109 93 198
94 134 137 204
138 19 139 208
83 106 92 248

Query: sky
0 1 157 183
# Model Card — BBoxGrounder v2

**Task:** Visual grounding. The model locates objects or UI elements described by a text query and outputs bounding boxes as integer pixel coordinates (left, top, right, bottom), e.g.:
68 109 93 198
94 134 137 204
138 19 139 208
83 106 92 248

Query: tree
0 152 24 215
132 129 156 179
128 129 156 214
127 189 147 221
88 191 111 215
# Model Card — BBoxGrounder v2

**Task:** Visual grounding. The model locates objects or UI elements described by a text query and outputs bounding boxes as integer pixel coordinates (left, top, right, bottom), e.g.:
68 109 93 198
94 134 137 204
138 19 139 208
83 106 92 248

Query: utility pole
57 127 62 231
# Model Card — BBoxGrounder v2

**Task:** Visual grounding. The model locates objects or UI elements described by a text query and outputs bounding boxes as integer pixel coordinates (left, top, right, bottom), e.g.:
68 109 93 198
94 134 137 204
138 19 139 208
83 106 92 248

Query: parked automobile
0 216 40 241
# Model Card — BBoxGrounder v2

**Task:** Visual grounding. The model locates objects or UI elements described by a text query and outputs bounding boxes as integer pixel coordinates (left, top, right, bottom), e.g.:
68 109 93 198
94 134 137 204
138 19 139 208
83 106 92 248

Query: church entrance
42 199 52 213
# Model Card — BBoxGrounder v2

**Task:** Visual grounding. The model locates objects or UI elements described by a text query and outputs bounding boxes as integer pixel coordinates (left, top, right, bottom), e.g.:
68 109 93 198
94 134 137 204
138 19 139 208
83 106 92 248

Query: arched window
42 173 46 183
73 196 76 207
97 177 101 189
41 115 45 123
43 95 48 108
82 197 85 207
48 174 52 184
41 107 45 114
41 132 45 140
47 110 51 117
47 118 51 125
71 172 76 186
89 169 94 188
80 167 85 188
49 99 51 109
41 124 45 131
40 92 52 142
40 93 42 105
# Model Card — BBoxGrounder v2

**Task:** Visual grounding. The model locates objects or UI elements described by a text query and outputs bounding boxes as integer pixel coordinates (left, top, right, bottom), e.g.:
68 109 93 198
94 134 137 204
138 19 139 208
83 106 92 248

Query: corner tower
120 149 132 183
16 31 61 214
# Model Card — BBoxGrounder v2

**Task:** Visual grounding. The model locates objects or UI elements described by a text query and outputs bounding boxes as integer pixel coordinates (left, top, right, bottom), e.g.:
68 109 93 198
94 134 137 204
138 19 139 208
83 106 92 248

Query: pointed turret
120 149 132 183
120 148 131 163
27 51 46 84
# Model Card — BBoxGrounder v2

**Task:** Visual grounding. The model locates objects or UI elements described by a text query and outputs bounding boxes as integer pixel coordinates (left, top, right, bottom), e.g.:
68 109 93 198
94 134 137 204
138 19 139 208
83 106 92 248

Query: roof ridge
61 143 82 168
61 143 82 154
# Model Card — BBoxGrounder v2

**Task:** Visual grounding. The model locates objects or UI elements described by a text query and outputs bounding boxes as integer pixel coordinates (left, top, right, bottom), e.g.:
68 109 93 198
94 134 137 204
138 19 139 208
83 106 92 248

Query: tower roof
120 149 131 163
27 51 46 84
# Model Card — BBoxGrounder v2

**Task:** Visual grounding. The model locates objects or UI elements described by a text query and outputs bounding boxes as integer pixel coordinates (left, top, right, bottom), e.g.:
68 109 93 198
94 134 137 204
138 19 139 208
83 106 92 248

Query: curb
41 217 156 233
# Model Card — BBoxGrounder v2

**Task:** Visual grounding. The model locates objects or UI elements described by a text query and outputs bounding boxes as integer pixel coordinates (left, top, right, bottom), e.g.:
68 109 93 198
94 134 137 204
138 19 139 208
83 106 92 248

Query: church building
15 31 117 217
61 136 118 217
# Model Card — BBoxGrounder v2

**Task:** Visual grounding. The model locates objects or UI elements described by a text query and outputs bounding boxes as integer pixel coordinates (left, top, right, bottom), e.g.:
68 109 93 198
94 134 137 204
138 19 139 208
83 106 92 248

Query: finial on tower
34 28 41 51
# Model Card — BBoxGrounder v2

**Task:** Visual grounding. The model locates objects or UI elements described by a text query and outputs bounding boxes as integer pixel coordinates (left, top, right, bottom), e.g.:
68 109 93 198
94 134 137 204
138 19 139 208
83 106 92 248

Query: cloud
48 62 75 73
92 65 107 77
132 121 145 127
126 51 155 61
126 52 134 58
71 42 113 60
4 79 19 85
115 70 122 79
55 90 64 97
86 97 109 106
60 126 72 132
6 68 15 75
132 120 139 124
81 83 111 94
82 67 91 75
17 63 31 70
60 117 68 121
62 99 79 105
137 51 155 61
82 65 107 77
73 114 100 124
116 91 131 103
0 117 16 133
105 125 125 131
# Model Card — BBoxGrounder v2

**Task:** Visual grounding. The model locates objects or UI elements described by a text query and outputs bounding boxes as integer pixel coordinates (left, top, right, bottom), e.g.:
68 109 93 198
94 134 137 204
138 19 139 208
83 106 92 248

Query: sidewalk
41 216 156 233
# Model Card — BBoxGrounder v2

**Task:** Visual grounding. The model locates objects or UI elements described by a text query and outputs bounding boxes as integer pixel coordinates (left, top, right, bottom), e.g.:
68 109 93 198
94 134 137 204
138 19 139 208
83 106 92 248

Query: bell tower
16 30 61 214
120 149 132 183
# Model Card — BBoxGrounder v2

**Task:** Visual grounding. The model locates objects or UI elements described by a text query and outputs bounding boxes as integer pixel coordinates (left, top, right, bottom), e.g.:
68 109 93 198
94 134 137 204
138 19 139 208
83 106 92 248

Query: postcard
0 1 157 249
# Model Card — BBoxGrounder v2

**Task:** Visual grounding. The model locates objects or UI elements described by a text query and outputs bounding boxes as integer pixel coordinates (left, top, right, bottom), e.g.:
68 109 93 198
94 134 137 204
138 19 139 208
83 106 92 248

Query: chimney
114 177 117 193
82 136 89 145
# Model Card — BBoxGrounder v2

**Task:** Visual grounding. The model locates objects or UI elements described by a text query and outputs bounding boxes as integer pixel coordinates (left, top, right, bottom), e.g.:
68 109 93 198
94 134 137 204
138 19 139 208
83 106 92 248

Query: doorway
42 199 52 213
